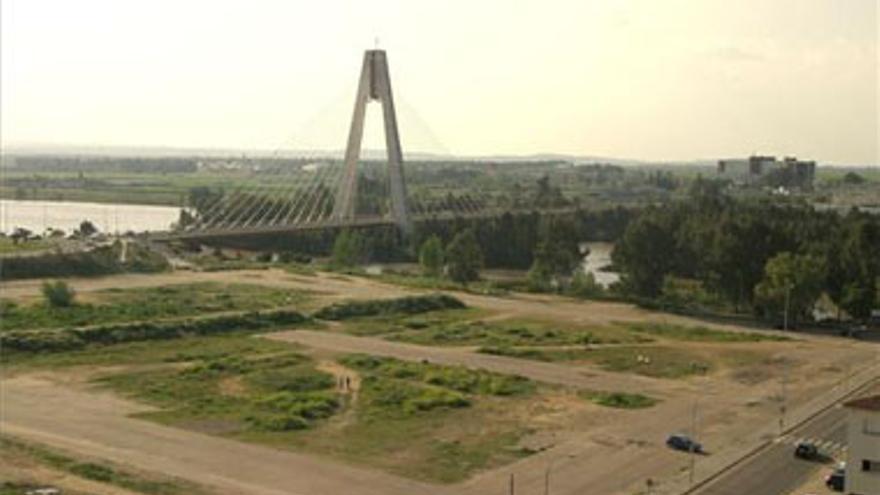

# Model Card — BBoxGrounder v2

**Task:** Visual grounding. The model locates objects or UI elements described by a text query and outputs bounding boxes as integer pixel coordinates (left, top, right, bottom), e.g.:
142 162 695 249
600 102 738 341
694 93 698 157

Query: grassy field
480 345 714 378
623 322 789 343
0 237 55 255
6 333 551 483
0 282 310 331
334 311 653 346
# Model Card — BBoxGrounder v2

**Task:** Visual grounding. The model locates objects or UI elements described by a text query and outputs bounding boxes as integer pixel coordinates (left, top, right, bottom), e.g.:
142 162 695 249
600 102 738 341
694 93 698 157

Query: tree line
612 186 880 323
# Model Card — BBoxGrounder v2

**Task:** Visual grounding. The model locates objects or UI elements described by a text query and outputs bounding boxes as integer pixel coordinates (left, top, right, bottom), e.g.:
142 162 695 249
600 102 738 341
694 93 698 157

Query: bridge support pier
332 50 411 234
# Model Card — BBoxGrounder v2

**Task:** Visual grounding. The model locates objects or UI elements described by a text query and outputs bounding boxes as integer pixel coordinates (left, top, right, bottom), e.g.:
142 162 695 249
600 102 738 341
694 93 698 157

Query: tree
613 210 677 297
331 230 363 268
418 235 444 277
445 229 483 283
840 281 876 321
10 227 32 244
568 271 603 298
79 220 99 237
527 238 579 292
753 253 824 326
41 280 76 308
842 172 866 185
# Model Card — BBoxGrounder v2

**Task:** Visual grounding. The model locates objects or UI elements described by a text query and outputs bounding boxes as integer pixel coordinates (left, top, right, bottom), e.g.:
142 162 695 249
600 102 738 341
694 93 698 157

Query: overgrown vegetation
624 322 789 342
1 282 308 332
340 354 536 405
313 293 466 320
0 242 169 281
390 318 651 347
41 280 76 308
479 345 713 379
0 309 307 354
101 350 341 433
579 391 658 409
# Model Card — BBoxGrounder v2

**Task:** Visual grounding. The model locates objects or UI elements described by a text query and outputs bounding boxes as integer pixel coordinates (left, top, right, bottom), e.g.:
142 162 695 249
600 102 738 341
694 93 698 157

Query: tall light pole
783 283 792 331
780 358 788 434
689 398 699 485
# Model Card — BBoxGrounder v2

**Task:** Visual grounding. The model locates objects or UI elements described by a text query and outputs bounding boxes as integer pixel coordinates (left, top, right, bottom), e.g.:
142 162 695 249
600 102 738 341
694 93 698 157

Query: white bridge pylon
333 50 411 233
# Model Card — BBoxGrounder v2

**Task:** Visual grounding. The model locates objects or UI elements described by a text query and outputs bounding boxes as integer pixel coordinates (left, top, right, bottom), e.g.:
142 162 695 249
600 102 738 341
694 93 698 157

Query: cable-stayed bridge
160 50 570 243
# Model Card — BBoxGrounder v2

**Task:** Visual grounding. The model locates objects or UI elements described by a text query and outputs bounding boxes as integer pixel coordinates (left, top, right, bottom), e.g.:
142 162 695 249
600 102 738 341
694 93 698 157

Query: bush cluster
246 391 340 431
0 243 169 281
313 294 466 321
340 354 535 399
1 309 306 354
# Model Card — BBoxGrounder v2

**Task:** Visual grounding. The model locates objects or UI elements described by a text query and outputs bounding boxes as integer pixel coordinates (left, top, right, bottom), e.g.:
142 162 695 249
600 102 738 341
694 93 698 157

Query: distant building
844 394 880 495
717 155 815 189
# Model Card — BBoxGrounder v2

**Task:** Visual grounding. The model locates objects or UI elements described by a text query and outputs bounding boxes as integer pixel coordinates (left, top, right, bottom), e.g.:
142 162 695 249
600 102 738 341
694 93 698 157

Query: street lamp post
783 283 792 331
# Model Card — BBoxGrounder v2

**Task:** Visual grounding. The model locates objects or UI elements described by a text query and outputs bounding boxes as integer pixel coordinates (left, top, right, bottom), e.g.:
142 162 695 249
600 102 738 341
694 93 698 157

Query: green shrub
581 391 658 409
0 243 169 281
41 280 76 307
245 413 310 431
313 294 466 321
340 354 535 398
70 462 116 482
361 377 470 416
247 368 335 393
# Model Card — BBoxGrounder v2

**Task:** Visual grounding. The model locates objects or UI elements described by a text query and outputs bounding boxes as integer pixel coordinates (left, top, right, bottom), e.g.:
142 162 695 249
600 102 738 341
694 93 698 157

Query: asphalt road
694 402 850 495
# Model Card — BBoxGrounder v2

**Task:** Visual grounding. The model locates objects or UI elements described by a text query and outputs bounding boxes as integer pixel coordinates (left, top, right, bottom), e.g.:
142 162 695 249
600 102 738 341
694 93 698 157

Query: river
581 242 620 288
0 199 181 235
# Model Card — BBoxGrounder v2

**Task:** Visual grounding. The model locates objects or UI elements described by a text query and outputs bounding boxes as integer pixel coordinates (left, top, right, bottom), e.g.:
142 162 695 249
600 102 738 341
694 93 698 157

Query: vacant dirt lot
2 268 877 495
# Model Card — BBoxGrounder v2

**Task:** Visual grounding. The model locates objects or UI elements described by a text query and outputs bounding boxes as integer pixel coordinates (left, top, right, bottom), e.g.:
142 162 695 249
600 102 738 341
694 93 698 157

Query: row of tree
612 188 879 322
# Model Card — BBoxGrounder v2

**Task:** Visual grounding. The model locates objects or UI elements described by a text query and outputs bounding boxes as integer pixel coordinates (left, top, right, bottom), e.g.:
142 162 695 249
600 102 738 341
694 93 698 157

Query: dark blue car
666 434 702 453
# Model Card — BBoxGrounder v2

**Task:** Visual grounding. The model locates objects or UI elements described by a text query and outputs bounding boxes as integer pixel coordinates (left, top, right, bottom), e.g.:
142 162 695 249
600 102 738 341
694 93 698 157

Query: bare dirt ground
1 375 451 495
1 460 141 495
267 330 674 395
2 268 878 495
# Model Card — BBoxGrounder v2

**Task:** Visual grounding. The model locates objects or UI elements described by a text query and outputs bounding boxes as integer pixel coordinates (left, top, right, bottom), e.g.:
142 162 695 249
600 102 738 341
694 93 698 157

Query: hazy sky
2 0 877 164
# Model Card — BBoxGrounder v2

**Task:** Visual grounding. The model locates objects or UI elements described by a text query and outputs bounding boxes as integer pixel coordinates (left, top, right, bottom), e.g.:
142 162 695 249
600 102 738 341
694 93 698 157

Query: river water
581 242 620 288
0 199 181 235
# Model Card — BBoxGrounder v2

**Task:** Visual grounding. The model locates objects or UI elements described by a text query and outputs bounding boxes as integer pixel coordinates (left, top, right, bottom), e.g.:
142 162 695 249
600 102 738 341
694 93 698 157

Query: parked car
794 441 820 460
825 466 845 492
666 434 702 453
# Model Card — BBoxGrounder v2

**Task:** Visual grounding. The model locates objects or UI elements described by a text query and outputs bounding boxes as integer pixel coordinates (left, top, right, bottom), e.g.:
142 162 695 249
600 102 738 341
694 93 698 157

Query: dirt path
0 375 452 495
266 330 675 396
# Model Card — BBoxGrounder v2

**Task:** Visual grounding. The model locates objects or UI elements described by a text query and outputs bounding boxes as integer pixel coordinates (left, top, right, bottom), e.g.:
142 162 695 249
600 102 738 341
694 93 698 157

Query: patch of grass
479 345 712 379
99 350 341 433
367 272 510 297
339 354 536 398
624 322 789 343
313 294 466 321
2 333 301 371
579 390 658 409
392 318 651 347
1 308 307 354
0 237 53 255
0 436 201 495
0 282 309 332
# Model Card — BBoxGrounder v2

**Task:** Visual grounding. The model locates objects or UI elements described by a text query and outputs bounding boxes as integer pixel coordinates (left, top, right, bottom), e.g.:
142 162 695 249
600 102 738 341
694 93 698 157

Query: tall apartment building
717 155 816 188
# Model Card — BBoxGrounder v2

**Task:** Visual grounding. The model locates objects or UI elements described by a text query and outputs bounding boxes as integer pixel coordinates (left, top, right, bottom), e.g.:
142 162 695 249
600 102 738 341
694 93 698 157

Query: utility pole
783 283 792 331
689 398 699 485
780 358 788 434
544 459 555 495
